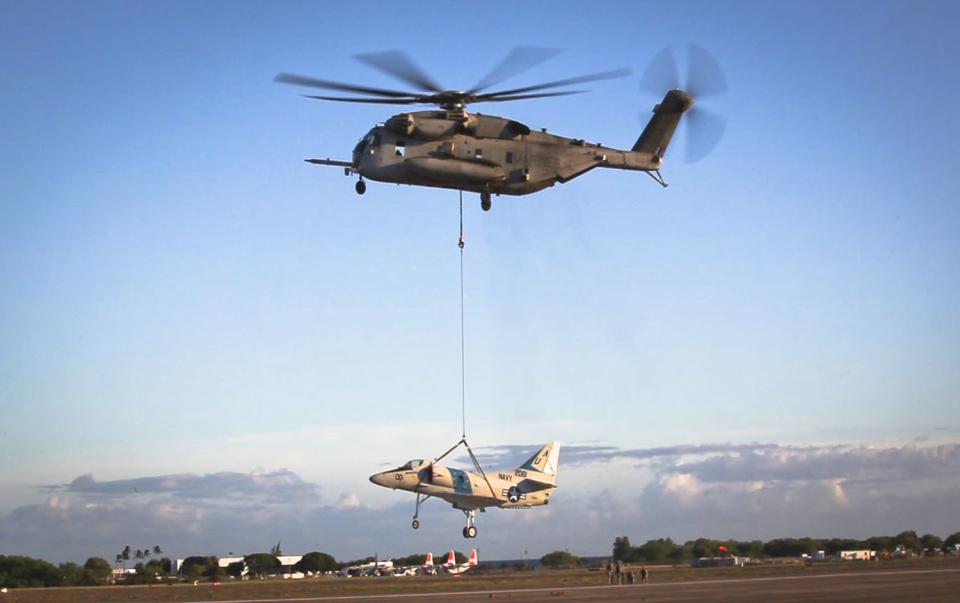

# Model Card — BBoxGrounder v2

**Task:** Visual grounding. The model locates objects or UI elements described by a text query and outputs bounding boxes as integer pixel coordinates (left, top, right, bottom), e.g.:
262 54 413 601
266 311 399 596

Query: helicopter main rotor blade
353 50 444 93
685 45 727 99
472 90 584 103
478 68 631 99
303 94 422 104
639 47 679 95
468 46 563 94
274 73 418 98
684 106 727 163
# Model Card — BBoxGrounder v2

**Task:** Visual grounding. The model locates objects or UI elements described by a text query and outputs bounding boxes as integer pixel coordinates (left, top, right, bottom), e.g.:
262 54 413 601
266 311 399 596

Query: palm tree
153 545 163 557
135 549 144 561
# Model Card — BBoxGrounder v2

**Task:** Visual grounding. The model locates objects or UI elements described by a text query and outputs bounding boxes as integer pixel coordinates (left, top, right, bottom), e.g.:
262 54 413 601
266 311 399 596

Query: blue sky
2 0 959 563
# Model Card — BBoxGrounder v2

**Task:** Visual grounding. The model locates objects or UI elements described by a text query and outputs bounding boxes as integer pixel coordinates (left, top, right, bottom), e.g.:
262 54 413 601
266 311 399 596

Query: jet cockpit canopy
397 459 427 471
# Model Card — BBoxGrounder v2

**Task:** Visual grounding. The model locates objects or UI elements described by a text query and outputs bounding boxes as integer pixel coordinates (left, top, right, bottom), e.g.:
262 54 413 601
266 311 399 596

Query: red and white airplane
392 552 437 577
441 549 478 575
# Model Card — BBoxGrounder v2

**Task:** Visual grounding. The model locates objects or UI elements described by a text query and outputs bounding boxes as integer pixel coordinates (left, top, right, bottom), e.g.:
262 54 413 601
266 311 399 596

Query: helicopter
275 47 726 211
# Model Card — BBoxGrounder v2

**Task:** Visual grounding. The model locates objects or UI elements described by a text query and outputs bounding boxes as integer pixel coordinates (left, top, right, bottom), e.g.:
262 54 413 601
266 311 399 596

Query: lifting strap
430 191 497 502
458 190 465 438
433 437 497 501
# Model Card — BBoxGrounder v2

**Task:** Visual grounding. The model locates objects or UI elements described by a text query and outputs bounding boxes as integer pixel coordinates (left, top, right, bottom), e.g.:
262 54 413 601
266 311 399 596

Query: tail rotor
640 45 728 163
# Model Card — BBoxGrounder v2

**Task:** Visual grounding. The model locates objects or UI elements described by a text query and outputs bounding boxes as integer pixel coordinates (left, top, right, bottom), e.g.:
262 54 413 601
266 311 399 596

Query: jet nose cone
369 472 388 487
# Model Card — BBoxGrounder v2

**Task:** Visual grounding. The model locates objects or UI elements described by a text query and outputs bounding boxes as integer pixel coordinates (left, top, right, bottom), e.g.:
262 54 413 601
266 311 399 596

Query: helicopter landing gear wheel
412 519 420 530
480 191 491 212
355 179 366 195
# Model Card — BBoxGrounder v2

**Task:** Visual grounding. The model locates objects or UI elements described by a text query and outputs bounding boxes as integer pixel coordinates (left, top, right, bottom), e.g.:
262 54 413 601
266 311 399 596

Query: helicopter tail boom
632 89 693 160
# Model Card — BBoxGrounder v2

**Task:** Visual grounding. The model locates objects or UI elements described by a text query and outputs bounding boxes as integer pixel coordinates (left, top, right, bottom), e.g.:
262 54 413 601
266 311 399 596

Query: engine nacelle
385 113 415 136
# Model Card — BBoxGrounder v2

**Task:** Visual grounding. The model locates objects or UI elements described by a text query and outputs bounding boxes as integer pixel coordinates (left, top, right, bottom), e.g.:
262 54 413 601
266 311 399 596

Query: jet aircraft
370 442 559 538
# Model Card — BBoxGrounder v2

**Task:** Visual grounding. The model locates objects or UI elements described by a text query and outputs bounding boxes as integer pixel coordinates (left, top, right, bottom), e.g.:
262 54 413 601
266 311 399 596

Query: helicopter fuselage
349 110 662 197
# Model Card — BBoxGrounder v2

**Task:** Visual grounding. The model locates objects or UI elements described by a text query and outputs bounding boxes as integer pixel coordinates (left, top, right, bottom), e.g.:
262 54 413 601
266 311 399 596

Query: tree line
0 548 473 588
0 556 115 588
612 530 960 563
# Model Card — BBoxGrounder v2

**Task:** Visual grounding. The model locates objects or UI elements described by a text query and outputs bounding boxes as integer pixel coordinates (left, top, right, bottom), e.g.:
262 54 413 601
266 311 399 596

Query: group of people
605 560 648 585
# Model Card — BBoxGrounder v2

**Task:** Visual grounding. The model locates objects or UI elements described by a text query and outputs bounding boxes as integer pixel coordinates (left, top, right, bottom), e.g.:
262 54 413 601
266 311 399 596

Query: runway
181 568 960 603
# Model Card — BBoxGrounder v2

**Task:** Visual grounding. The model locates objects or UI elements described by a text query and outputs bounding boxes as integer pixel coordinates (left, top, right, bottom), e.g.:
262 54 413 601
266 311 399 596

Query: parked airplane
370 442 560 538
441 549 478 575
339 559 394 577
392 552 436 577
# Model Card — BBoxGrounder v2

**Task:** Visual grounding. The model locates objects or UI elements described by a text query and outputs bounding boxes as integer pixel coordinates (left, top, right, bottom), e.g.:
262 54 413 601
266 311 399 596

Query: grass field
2 557 957 603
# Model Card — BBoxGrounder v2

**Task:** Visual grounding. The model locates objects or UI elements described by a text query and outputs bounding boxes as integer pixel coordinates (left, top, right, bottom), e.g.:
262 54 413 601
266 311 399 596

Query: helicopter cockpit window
395 140 405 156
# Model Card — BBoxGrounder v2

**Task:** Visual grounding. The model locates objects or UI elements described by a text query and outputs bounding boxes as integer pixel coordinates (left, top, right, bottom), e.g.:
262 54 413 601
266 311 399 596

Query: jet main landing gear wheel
480 191 491 211
355 179 366 195
461 509 478 538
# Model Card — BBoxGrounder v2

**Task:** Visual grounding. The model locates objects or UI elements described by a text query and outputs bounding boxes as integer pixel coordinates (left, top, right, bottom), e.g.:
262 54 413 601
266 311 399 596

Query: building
111 568 137 578
839 550 876 561
176 554 306 579
691 556 749 567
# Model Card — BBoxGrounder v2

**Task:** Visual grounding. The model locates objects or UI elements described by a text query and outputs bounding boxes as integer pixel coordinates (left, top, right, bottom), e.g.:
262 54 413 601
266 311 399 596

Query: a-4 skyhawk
369 442 559 538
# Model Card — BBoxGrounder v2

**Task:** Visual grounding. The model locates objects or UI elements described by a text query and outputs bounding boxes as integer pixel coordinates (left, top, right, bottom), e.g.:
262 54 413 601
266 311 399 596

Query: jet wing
440 492 501 510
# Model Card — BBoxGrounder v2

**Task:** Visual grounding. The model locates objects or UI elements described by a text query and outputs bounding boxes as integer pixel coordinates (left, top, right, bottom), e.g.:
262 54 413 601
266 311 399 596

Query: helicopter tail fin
632 89 693 159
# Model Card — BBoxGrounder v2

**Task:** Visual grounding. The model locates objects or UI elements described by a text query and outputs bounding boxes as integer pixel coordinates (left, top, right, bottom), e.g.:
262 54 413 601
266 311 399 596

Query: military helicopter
276 47 726 211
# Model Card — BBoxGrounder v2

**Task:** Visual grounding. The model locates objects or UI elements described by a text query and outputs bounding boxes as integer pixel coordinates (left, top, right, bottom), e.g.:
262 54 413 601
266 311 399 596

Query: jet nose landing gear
480 191 491 212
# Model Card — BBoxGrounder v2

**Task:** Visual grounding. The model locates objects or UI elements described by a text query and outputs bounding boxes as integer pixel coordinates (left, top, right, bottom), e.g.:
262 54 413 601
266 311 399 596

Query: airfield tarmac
4 560 960 603
247 568 958 602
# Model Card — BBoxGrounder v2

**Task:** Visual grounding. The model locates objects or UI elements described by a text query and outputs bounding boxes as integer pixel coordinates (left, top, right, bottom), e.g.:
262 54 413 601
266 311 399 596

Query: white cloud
659 473 702 506
51 469 319 504
335 492 363 510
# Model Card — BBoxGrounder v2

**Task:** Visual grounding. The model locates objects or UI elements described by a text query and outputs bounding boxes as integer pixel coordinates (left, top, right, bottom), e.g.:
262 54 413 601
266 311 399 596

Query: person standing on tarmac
641 565 649 584
615 560 624 585
605 560 614 584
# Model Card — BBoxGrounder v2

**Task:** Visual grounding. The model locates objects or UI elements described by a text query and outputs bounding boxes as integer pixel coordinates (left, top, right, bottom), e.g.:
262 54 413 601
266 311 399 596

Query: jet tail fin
518 442 560 476
468 549 478 566
424 552 433 567
446 550 456 566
